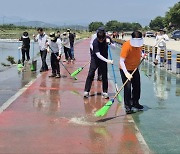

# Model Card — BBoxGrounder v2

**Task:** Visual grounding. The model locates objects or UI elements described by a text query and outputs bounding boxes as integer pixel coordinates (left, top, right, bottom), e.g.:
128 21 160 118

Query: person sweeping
47 32 62 78
119 30 144 114
84 27 115 99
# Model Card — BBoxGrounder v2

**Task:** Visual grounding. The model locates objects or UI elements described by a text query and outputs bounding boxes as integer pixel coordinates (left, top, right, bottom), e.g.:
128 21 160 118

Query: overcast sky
0 0 179 26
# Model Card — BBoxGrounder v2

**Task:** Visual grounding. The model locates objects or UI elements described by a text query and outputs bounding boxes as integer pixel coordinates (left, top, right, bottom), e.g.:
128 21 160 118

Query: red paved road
0 39 149 153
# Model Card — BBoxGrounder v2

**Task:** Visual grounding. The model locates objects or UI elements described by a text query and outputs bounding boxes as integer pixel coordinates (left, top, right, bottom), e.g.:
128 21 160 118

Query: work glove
125 72 133 81
107 60 113 64
106 38 111 45
142 53 148 59
57 54 61 60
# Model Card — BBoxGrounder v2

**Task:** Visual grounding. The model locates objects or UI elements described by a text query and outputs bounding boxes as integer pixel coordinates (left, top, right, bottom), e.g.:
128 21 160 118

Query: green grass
0 27 92 39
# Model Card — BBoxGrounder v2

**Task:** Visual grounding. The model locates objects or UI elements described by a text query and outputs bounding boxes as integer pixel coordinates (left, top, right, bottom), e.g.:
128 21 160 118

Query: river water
0 40 39 71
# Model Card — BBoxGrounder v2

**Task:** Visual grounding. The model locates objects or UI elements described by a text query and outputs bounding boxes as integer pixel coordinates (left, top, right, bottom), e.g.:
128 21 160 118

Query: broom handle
108 45 117 84
113 57 145 100
82 60 90 68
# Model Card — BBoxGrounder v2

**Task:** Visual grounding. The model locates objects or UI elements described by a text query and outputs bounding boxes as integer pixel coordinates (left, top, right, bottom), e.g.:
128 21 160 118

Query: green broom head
71 67 83 77
94 99 114 117
74 76 78 80
30 64 35 71
17 63 23 68
117 94 123 103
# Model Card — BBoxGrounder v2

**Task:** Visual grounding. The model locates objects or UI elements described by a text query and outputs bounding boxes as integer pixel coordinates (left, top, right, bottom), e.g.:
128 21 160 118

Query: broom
108 45 123 103
71 60 90 78
95 57 145 117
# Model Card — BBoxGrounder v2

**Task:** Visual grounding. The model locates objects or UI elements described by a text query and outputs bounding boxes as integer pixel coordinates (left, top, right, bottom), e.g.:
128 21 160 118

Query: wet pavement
0 39 180 153
109 45 180 154
0 39 149 153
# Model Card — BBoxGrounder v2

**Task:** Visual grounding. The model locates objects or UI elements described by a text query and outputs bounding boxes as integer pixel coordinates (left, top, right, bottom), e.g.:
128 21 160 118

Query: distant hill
0 16 88 30
13 20 59 28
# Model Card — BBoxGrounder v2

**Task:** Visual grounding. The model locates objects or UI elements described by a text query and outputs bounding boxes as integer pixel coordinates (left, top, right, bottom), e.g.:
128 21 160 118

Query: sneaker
153 60 158 65
84 91 89 98
125 106 133 114
133 104 144 110
49 74 56 78
102 92 109 99
55 74 61 78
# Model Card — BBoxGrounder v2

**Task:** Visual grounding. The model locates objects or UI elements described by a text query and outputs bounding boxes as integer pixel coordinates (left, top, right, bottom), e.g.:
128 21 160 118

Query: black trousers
51 53 60 75
84 58 108 93
21 48 30 65
40 49 48 71
90 49 102 78
120 69 141 107
64 46 72 60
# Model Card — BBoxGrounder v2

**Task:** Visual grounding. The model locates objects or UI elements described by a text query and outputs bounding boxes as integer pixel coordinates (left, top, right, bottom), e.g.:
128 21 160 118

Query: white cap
130 38 144 47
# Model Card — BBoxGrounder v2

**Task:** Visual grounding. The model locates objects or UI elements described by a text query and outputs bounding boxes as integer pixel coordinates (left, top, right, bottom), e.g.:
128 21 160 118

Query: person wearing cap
84 27 114 99
119 30 144 114
61 32 73 62
67 29 75 60
19 31 30 66
33 27 49 72
47 32 62 78
154 29 169 65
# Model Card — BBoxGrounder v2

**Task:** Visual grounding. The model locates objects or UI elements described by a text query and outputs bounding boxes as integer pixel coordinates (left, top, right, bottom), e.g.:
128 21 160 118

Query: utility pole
2 16 5 25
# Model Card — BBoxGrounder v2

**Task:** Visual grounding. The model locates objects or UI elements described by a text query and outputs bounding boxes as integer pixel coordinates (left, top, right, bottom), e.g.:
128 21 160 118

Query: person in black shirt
19 31 30 66
84 27 114 99
67 29 75 60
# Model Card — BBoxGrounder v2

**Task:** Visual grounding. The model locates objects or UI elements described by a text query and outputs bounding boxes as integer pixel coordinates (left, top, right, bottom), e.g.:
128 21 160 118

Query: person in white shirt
154 29 169 65
61 32 73 62
47 32 62 78
33 27 49 72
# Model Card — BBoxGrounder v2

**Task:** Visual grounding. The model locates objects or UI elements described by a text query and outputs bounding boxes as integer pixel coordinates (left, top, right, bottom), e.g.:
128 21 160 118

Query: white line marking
0 74 41 114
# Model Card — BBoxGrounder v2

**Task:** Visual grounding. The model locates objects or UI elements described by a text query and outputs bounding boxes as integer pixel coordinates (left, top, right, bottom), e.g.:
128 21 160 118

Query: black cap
97 27 106 40
23 31 28 37
131 31 142 38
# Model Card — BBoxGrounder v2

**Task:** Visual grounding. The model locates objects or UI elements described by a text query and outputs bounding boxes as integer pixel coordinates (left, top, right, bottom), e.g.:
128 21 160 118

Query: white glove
107 60 113 64
125 72 133 81
142 53 148 59
33 34 35 37
18 46 22 50
106 38 111 44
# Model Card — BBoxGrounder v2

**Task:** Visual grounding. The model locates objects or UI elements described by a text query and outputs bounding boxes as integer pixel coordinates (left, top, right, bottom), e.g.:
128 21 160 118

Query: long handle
108 45 118 84
82 60 90 69
113 57 145 100
32 41 35 61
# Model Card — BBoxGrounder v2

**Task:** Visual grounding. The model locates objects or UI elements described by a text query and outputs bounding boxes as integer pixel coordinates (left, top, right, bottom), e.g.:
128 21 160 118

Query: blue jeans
71 46 74 59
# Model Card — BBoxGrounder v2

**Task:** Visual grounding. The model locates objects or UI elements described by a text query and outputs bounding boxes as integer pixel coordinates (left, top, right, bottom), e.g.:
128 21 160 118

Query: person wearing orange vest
119 31 144 114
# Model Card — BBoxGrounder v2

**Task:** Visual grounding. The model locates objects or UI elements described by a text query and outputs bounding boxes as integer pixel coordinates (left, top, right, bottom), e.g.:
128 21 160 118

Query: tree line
89 21 142 32
149 2 180 31
89 2 180 32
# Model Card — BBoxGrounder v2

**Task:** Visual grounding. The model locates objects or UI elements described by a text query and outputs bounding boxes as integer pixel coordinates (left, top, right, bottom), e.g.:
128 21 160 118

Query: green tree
88 22 104 32
149 16 165 30
131 22 142 31
164 2 180 29
105 20 122 31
